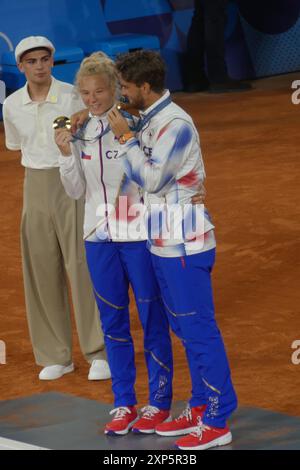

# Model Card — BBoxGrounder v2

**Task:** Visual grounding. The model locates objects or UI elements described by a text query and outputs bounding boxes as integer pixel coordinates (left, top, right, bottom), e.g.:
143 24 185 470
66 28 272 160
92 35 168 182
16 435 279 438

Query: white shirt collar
22 76 60 105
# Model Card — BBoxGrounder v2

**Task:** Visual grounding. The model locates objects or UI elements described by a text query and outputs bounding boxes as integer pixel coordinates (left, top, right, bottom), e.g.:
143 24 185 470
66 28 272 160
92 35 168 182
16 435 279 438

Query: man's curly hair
115 50 166 93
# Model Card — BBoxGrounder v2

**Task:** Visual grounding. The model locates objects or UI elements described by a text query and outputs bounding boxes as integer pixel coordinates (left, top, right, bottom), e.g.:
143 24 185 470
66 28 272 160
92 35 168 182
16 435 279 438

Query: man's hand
70 108 89 134
191 181 206 205
54 128 72 157
108 106 131 139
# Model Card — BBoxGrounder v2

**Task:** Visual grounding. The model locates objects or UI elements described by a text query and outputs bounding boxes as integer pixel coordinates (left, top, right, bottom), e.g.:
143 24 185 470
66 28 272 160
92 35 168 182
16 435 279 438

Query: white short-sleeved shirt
2 77 84 169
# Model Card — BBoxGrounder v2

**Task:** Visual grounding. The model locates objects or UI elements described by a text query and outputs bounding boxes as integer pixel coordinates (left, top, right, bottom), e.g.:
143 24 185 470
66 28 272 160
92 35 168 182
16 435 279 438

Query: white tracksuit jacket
58 111 147 243
59 92 216 256
120 90 216 257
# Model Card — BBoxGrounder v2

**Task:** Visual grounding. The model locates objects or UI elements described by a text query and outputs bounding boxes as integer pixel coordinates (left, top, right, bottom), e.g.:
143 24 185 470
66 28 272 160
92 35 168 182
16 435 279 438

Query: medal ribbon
71 95 172 142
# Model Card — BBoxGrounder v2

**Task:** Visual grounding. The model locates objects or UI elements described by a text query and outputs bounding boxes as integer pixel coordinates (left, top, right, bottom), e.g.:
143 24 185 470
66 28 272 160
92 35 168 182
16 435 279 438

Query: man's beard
130 94 146 111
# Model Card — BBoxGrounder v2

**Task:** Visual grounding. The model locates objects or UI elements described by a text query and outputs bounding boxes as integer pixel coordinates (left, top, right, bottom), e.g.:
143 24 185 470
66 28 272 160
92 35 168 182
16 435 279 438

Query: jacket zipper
98 121 111 240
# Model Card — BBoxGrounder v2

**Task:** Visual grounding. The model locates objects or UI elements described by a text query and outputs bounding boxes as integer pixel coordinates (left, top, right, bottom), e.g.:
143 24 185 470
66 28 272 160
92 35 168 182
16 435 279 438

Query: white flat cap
15 36 55 63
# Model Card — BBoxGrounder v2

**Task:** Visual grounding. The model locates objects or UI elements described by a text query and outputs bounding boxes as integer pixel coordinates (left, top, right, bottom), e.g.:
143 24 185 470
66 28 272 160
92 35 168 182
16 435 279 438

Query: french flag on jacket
81 151 91 160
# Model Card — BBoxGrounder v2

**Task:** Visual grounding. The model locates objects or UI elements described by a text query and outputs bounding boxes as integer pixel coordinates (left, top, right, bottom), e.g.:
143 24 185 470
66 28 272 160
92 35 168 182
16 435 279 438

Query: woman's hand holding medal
53 117 73 157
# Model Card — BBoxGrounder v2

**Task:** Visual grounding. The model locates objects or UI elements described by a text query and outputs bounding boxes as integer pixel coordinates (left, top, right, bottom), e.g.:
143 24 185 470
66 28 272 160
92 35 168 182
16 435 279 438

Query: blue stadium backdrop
0 0 299 98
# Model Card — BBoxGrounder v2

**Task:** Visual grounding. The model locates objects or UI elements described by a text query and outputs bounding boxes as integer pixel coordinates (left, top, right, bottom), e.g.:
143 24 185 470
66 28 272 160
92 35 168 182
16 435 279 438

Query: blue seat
81 34 160 60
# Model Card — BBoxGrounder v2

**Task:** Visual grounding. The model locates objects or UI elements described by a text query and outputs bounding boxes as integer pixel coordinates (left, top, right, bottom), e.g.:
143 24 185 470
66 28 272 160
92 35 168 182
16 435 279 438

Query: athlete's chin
32 76 50 85
89 105 104 115
129 99 143 110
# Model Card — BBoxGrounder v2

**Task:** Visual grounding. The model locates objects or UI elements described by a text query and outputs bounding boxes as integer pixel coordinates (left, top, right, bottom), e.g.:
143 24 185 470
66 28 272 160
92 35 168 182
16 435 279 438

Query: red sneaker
132 405 170 434
104 406 138 435
155 405 206 436
175 424 232 450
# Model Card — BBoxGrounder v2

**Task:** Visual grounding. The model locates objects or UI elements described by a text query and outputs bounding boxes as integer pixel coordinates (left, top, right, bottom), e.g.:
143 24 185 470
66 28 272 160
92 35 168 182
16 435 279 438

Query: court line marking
0 436 48 450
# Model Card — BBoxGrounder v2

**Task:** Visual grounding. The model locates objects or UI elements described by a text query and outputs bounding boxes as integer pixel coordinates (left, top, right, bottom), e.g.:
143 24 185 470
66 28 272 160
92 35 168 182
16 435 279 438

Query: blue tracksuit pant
85 240 173 409
151 248 237 428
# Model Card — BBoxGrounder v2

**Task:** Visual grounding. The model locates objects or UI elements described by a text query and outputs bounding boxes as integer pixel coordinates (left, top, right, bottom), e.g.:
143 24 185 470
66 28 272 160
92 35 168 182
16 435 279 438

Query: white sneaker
88 359 111 380
39 363 74 380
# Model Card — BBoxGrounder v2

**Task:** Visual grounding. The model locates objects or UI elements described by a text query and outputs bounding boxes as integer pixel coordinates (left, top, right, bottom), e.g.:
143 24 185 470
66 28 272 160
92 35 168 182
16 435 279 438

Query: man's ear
141 82 151 94
17 62 24 73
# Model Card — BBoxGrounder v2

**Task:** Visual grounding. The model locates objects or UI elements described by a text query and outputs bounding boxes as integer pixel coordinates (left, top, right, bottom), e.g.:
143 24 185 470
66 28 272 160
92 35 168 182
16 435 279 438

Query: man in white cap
2 36 110 381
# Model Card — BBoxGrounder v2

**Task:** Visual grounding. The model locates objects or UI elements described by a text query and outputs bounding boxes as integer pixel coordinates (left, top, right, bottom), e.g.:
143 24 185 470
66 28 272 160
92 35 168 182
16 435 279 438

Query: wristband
118 132 134 144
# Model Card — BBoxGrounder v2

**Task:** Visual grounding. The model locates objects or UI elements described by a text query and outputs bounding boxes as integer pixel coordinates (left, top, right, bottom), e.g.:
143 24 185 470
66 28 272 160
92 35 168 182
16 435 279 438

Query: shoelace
109 406 132 420
176 405 192 422
140 405 160 420
192 423 212 438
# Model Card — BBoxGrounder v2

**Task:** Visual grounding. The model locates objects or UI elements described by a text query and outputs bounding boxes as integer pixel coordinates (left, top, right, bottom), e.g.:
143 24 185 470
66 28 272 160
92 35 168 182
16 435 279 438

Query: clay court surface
1 74 300 419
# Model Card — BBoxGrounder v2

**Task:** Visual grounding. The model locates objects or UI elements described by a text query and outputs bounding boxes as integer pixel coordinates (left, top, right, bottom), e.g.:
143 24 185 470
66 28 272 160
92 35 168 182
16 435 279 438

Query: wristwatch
118 131 134 144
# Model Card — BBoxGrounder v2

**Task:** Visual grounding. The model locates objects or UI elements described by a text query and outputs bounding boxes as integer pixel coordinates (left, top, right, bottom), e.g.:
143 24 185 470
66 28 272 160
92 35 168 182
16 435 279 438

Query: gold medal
53 116 71 130
117 96 129 111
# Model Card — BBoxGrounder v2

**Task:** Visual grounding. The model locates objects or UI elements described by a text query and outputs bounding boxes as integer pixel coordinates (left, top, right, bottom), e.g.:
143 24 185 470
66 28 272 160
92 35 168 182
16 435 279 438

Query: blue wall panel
0 0 110 51
102 0 171 21
0 0 300 96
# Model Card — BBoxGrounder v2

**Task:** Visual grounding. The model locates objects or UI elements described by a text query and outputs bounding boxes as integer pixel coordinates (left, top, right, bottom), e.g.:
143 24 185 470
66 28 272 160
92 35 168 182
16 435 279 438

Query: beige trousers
21 167 105 366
